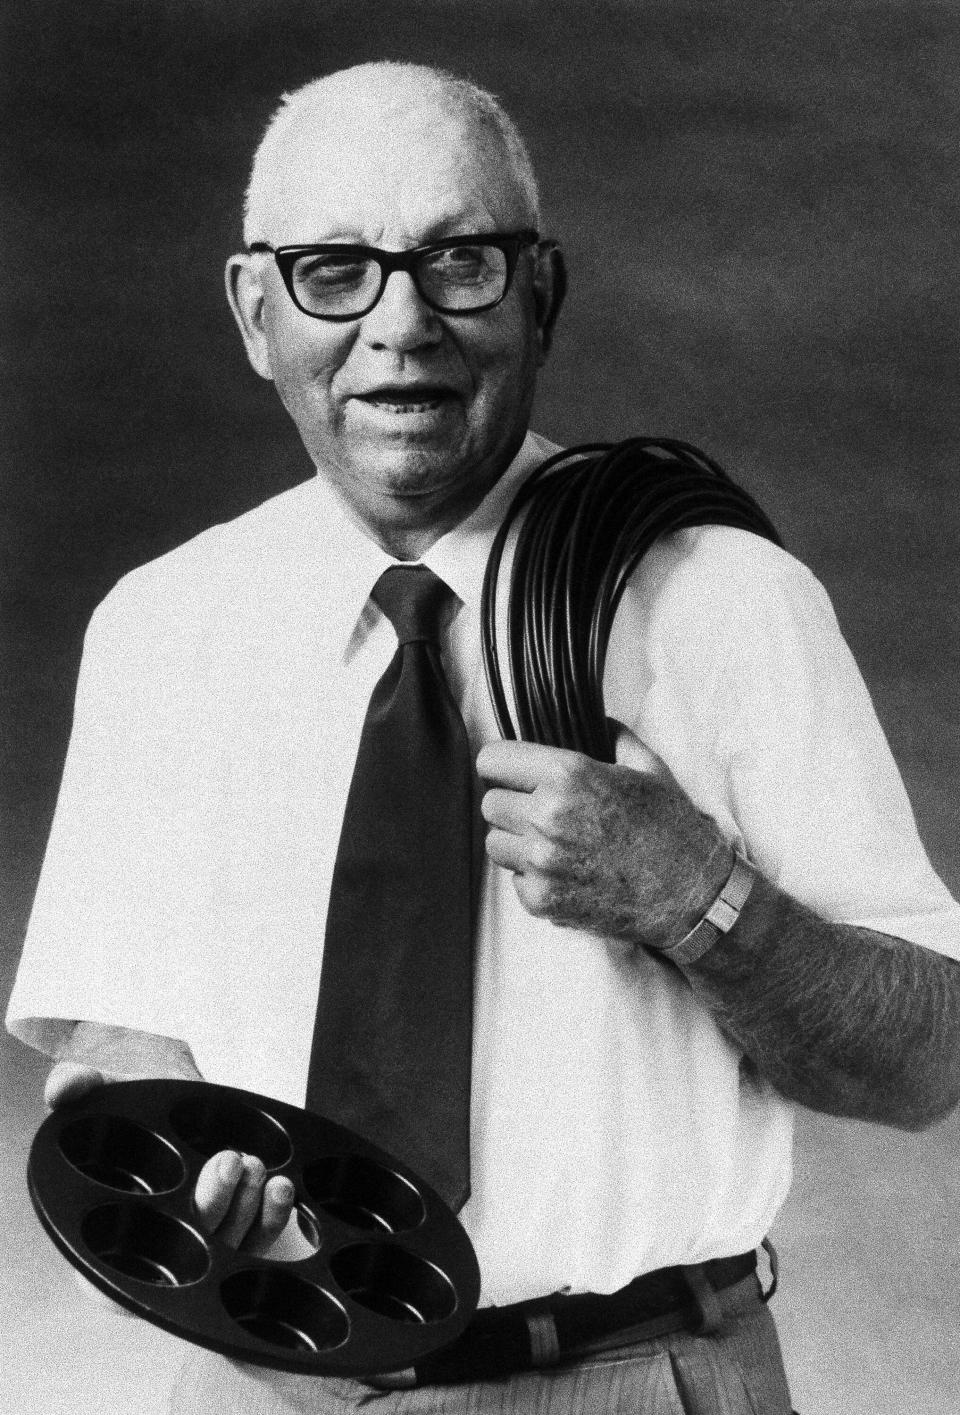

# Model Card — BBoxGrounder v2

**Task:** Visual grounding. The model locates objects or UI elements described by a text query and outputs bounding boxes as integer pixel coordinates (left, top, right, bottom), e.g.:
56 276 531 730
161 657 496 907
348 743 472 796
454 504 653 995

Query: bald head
242 62 541 247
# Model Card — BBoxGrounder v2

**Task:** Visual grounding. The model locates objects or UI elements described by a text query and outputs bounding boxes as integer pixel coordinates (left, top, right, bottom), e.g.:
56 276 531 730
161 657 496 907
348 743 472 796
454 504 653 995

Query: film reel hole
221 1270 350 1354
168 1095 292 1171
82 1203 210 1287
330 1243 456 1325
304 1155 425 1235
257 1205 322 1263
59 1115 185 1195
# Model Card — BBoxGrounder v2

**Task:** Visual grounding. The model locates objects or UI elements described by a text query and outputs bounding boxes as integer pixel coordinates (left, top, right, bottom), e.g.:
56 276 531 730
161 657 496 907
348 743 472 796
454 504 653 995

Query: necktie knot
373 566 454 646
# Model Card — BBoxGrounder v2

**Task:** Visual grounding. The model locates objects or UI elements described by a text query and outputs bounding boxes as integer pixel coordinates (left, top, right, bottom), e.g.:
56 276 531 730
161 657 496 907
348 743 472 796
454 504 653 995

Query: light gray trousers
169 1276 794 1415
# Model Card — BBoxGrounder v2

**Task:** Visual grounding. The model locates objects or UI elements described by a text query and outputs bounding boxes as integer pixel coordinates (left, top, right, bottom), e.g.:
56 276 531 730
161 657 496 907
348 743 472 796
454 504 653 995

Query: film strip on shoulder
28 1079 481 1376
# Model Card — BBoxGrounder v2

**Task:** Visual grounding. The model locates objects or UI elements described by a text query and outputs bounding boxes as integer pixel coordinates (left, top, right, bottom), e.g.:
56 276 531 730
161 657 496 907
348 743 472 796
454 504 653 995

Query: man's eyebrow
420 217 503 242
297 230 367 246
289 228 495 252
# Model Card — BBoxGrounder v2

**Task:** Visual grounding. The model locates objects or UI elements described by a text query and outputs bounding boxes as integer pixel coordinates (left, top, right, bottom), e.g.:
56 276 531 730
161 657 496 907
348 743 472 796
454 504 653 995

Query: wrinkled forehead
258 91 527 246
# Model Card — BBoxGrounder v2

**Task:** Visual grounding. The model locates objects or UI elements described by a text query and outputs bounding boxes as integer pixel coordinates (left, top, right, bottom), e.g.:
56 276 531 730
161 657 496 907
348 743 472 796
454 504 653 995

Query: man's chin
326 444 502 548
356 445 470 501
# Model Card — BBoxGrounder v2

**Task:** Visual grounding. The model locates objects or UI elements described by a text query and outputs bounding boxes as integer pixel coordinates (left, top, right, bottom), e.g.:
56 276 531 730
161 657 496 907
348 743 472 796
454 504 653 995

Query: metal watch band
658 852 756 968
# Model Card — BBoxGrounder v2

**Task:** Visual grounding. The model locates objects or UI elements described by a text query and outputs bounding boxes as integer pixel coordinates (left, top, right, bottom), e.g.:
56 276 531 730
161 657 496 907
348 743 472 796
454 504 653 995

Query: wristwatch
658 852 756 968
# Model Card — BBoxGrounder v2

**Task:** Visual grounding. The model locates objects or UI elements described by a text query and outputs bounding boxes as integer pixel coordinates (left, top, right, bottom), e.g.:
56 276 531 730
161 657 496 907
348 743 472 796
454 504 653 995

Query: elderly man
8 61 960 1415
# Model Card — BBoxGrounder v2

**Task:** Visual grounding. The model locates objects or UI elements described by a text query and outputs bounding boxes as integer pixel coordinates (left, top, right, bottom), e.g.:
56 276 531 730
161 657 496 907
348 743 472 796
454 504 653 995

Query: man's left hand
477 738 732 951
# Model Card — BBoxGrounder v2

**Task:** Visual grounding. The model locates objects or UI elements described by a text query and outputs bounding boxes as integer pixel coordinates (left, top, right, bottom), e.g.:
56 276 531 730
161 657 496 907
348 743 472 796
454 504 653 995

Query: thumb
45 1061 108 1110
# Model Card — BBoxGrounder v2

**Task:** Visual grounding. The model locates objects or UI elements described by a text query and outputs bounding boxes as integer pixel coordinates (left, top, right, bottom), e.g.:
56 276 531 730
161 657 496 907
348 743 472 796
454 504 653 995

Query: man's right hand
45 1023 297 1254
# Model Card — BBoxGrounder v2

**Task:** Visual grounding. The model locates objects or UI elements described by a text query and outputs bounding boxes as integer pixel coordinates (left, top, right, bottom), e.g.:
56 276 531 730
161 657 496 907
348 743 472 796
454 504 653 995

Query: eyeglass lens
290 242 511 317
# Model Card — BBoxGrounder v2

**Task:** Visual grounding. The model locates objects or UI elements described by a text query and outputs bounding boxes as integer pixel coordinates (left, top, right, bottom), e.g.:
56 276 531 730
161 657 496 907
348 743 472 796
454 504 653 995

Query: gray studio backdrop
2 3 958 1413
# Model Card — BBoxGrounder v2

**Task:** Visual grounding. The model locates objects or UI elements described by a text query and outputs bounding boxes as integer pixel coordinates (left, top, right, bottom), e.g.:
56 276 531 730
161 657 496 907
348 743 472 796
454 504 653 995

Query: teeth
371 399 441 413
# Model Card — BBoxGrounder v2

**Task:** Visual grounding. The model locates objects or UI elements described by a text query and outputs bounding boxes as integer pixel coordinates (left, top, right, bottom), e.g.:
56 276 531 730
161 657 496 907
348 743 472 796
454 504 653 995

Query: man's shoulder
605 522 855 770
94 476 326 632
604 522 841 712
636 523 823 623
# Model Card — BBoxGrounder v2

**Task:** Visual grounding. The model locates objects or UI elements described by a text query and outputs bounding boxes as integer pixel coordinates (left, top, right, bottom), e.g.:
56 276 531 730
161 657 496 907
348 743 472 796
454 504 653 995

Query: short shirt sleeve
606 525 960 961
6 584 197 1054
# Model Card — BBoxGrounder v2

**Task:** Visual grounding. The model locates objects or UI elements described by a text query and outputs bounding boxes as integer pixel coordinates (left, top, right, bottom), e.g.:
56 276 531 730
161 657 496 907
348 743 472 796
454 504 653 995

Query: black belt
388 1249 761 1388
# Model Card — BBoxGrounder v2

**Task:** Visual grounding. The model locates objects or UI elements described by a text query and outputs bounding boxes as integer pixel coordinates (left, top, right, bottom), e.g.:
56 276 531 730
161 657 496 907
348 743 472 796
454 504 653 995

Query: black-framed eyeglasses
247 229 541 321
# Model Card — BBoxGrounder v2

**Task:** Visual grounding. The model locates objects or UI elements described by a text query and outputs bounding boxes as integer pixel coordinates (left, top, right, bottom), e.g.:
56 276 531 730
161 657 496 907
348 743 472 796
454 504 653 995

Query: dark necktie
306 565 475 1210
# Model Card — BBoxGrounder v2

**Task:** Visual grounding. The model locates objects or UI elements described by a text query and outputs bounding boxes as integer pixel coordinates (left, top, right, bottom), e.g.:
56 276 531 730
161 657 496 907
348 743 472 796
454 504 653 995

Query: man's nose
361 270 442 353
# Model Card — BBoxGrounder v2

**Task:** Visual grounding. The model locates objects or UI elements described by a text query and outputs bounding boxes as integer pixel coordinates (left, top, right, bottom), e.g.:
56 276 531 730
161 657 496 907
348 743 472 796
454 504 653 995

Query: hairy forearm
477 741 960 1129
680 873 960 1129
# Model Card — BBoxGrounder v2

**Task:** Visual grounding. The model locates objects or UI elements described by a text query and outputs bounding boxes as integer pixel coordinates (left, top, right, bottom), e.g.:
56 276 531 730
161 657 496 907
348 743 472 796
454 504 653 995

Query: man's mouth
356 385 454 414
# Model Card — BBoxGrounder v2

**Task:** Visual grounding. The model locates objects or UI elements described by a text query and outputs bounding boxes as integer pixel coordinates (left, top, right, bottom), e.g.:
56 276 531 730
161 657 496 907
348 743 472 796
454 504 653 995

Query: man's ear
532 241 567 360
224 255 275 382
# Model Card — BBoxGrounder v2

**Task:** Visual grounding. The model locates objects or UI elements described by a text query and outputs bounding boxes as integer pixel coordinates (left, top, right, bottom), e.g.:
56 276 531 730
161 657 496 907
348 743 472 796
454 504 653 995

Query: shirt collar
307 431 559 659
423 431 557 613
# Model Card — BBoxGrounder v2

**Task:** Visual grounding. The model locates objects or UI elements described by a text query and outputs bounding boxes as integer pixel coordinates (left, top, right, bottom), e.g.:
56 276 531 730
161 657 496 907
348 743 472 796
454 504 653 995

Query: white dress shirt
9 431 960 1306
